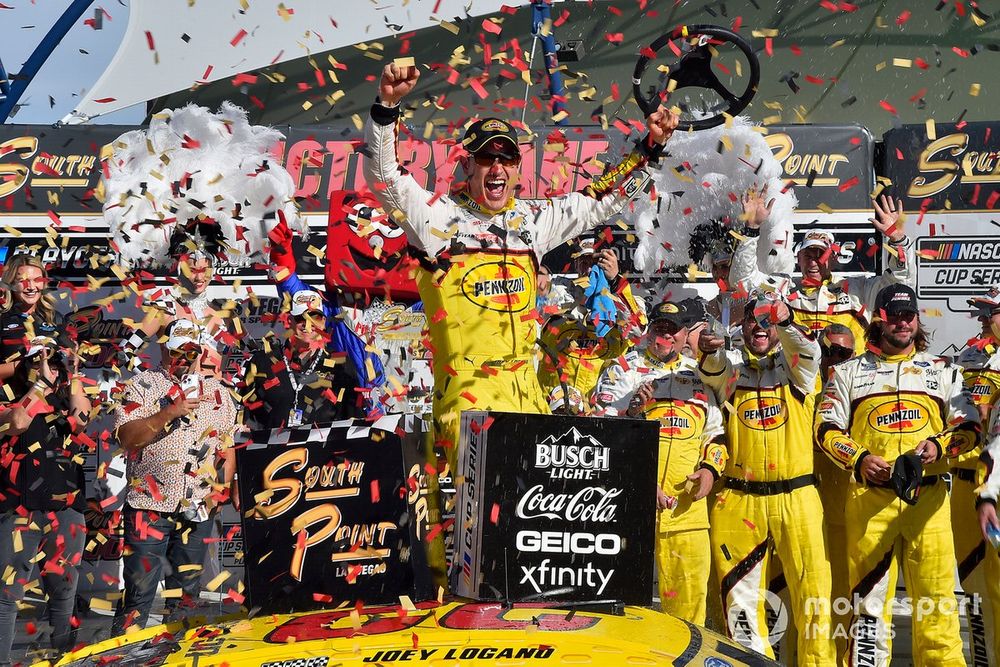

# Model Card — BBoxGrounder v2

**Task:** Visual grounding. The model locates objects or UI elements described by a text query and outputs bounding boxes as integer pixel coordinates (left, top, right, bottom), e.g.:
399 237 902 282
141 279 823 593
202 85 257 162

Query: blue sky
2 0 144 124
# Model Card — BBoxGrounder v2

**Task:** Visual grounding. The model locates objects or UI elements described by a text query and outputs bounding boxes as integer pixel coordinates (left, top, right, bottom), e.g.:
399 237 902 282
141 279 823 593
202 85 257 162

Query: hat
463 118 520 158
795 230 834 254
875 284 919 317
548 385 584 414
25 336 57 358
576 238 596 256
890 453 924 505
968 284 1000 314
164 319 203 351
290 290 325 317
649 301 687 327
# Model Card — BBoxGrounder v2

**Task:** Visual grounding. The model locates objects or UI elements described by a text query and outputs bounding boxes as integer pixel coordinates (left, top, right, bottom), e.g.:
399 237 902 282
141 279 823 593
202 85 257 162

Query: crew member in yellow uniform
816 284 980 667
538 239 646 413
954 284 1000 666
698 291 835 664
364 62 677 584
592 302 726 623
730 188 913 354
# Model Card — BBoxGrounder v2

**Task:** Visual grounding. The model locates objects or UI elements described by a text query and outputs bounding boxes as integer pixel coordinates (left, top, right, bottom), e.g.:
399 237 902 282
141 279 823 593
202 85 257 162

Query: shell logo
867 399 930 433
460 261 532 313
648 402 700 439
736 395 788 431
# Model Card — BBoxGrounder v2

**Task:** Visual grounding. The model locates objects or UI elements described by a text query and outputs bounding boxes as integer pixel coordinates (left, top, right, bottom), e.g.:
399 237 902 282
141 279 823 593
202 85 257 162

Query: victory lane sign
453 412 657 604
237 418 433 613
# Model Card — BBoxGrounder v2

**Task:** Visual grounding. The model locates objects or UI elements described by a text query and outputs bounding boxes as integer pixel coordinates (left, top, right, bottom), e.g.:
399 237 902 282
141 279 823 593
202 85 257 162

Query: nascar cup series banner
884 121 1000 355
236 417 434 613
453 412 657 604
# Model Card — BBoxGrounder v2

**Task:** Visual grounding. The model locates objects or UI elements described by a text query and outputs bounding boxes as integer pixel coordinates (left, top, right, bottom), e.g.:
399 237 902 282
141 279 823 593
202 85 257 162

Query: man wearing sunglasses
111 319 238 634
241 290 360 430
697 291 835 663
591 301 725 624
955 285 1000 664
366 64 674 500
815 284 980 665
730 188 913 355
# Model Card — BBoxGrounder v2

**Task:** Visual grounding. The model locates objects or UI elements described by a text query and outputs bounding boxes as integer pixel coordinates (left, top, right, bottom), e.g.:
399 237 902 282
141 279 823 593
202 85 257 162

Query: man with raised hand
698 290 835 664
729 188 913 353
816 284 980 666
363 62 675 473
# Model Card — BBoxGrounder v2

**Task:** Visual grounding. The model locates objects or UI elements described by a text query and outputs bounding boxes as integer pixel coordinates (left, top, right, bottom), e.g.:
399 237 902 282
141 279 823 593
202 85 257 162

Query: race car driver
363 63 675 461
698 291 835 664
955 284 1000 665
591 301 726 623
729 188 913 353
537 238 646 413
364 62 677 585
815 284 980 666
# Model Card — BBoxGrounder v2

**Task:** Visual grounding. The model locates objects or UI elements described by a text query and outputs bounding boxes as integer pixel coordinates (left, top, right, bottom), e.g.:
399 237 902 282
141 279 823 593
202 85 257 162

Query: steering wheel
633 24 760 131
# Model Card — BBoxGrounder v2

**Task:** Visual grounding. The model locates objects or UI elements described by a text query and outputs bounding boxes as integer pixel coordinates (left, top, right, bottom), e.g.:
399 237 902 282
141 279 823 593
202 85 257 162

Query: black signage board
883 121 1000 210
453 412 657 605
237 419 433 613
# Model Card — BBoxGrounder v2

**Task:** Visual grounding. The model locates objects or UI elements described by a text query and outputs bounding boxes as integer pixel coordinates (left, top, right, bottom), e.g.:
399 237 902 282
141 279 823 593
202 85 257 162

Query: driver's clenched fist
647 105 679 145
379 63 420 107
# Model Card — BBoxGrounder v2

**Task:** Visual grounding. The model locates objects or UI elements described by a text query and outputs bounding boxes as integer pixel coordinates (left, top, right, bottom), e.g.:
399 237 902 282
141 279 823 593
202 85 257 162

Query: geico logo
460 261 532 312
515 530 622 555
534 443 610 470
867 399 930 433
736 396 788 430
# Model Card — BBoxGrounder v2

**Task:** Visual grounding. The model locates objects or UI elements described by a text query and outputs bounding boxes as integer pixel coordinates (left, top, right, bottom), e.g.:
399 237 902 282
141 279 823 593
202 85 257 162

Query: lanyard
286 348 323 415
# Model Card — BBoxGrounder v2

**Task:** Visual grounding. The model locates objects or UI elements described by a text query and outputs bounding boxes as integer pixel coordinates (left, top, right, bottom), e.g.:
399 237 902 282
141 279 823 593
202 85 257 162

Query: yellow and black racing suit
699 322 835 664
956 340 1000 666
592 350 726 623
816 349 980 666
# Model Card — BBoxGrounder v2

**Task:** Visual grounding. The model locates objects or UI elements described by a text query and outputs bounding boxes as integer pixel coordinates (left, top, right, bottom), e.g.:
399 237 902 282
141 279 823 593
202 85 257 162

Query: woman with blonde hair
0 254 62 380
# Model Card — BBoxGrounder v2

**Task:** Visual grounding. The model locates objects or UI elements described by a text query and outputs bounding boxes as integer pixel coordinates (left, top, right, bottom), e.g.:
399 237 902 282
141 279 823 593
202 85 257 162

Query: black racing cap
463 118 520 159
890 453 924 505
649 301 688 327
875 284 919 317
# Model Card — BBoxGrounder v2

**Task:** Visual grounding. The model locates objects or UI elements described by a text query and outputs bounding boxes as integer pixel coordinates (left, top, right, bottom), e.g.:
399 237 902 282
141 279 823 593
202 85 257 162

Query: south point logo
534 428 610 480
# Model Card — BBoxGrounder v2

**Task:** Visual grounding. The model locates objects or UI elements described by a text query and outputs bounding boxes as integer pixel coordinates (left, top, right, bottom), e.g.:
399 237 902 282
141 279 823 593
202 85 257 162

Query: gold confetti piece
206 571 231 592
552 109 569 123
399 595 417 611
439 19 460 34
817 203 834 214
394 57 416 67
3 226 21 237
762 115 782 125
926 119 937 140
351 114 363 131
88 597 113 611
893 58 912 68
751 28 779 37
162 587 184 598
302 100 313 111
875 61 887 72
971 83 982 97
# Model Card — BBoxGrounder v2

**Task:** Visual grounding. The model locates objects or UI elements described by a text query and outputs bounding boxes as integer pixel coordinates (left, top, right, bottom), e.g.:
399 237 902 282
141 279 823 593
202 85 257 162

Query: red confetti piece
605 33 624 44
765 37 773 56
879 99 898 115
914 57 930 70
370 479 380 503
482 18 502 34
896 10 911 25
230 29 247 47
490 503 500 524
144 30 155 50
790 44 802 56
838 176 860 192
805 74 824 85
93 97 117 103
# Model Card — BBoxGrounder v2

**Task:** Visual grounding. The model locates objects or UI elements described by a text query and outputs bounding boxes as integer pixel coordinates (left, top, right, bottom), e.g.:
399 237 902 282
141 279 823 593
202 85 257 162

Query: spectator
267 218 385 416
0 336 90 662
955 285 1000 662
0 255 62 381
111 319 237 634
123 222 241 377
537 239 646 414
698 292 835 663
816 284 980 665
730 189 912 353
592 301 725 624
241 290 360 428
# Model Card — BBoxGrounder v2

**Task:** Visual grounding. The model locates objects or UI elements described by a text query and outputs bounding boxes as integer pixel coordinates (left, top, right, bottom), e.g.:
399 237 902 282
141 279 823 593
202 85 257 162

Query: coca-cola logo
514 484 621 523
